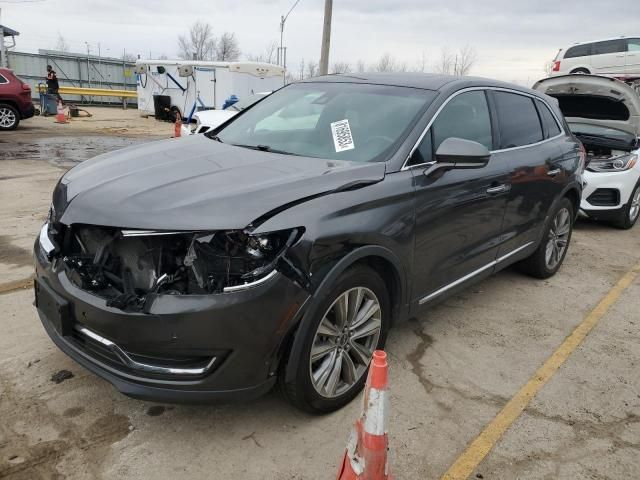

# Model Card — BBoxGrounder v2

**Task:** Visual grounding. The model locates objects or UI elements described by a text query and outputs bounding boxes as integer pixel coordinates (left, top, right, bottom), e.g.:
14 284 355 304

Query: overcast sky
2 0 638 86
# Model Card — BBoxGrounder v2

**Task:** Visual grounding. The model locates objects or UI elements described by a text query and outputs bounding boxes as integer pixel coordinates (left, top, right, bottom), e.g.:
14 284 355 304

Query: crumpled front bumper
34 237 310 403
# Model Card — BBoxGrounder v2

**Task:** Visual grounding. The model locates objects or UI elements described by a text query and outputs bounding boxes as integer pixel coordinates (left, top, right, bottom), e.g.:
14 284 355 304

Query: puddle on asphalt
0 136 152 167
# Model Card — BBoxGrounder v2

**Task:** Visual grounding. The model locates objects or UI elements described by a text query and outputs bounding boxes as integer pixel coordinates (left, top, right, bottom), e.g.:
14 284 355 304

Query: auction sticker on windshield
330 119 355 153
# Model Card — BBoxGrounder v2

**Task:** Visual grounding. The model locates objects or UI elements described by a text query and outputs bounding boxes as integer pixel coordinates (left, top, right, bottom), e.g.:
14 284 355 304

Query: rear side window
628 39 640 52
432 91 493 151
593 39 626 55
564 44 591 59
536 100 562 138
493 92 543 149
0 74 7 84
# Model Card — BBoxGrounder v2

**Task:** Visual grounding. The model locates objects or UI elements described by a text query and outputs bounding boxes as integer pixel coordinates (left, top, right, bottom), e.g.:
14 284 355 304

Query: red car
0 67 34 130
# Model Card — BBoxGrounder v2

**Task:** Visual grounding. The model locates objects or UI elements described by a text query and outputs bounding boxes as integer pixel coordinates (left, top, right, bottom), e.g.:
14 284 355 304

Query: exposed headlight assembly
587 153 638 173
58 226 305 311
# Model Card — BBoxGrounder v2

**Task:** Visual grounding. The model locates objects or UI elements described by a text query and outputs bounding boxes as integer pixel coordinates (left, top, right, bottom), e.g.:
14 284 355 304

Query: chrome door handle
486 184 510 194
547 168 561 177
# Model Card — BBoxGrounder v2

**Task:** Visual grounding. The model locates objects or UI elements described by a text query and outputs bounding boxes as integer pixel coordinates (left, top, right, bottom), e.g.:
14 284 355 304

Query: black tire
0 103 19 130
517 197 574 279
279 264 391 414
570 68 590 74
611 181 640 230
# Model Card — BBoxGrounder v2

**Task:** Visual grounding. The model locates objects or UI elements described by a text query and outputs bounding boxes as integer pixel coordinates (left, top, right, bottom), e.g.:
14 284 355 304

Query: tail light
552 61 561 72
22 83 31 92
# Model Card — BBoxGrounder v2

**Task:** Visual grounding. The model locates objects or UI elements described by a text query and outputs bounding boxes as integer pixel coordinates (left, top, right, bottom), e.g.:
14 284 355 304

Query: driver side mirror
435 137 491 168
422 137 491 177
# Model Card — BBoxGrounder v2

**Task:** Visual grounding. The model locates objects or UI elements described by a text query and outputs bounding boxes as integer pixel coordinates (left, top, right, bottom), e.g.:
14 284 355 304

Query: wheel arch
279 245 408 384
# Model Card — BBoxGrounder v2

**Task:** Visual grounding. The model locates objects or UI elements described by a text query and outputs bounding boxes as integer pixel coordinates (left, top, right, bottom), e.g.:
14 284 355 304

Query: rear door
625 38 640 74
490 90 566 258
591 39 627 74
410 89 510 303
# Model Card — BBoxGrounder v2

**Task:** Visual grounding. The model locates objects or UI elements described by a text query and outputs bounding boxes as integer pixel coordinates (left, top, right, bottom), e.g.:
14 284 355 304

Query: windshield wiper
231 144 299 156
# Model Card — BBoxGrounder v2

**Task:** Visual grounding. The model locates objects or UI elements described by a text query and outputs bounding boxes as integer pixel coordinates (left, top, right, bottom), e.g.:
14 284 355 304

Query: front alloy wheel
613 182 640 229
279 265 390 413
310 287 382 398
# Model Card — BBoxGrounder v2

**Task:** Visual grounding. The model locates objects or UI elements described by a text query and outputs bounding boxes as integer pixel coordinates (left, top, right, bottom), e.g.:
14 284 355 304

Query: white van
550 37 640 77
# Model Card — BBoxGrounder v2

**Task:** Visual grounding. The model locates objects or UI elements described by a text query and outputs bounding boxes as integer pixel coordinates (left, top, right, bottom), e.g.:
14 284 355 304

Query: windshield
568 122 636 143
215 82 437 162
228 93 269 112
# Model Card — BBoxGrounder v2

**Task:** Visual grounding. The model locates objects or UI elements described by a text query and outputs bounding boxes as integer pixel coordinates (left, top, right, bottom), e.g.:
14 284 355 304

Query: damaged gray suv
35 74 583 412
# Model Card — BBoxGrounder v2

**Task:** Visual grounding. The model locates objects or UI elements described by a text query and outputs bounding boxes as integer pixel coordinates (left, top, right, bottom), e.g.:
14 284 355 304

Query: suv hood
57 135 386 230
533 75 640 137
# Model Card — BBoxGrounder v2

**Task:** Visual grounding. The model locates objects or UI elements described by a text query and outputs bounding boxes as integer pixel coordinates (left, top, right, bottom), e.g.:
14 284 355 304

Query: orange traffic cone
55 99 68 124
337 350 393 480
174 110 182 138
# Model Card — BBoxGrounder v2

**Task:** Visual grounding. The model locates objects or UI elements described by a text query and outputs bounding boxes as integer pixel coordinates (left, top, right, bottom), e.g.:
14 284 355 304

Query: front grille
587 188 620 207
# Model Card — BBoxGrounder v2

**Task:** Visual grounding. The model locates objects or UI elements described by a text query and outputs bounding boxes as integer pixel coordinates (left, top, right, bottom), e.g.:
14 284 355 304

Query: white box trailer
135 60 285 120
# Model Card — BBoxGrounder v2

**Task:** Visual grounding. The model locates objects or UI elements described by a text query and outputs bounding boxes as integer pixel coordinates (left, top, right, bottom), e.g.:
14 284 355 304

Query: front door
409 90 510 303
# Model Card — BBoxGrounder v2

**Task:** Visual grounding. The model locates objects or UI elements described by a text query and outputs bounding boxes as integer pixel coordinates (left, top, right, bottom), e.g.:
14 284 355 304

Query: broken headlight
184 228 301 293
587 153 638 173
59 226 303 311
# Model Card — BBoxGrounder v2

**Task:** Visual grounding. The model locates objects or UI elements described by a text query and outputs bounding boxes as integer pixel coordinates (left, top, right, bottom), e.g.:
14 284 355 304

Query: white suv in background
534 75 640 229
550 37 640 77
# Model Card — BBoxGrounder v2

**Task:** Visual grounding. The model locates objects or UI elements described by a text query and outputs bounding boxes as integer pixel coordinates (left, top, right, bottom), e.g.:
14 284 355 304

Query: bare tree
455 44 477 76
306 60 318 78
158 53 169 60
246 41 278 64
435 45 477 76
298 58 305 80
374 53 407 73
331 61 351 74
215 32 240 61
435 47 454 75
356 59 367 73
414 50 428 73
122 52 138 62
55 33 69 53
178 21 216 60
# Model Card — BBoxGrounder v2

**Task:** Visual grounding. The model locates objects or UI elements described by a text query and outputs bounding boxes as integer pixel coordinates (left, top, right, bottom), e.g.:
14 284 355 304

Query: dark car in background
0 67 34 130
34 73 584 413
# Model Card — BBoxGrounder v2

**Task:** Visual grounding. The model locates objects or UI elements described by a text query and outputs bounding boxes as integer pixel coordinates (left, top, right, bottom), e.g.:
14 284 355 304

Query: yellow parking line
441 260 640 480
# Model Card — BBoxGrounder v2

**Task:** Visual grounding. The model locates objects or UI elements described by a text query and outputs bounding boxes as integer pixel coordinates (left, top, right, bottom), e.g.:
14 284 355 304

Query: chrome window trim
418 242 534 305
401 86 566 171
76 325 217 376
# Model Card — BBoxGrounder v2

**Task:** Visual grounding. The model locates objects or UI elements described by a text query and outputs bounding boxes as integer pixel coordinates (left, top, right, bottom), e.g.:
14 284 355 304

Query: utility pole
319 0 332 76
278 0 300 84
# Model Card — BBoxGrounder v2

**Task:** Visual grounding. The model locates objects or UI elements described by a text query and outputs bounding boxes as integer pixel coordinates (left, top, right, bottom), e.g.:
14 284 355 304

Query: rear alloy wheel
612 182 640 230
0 104 19 130
279 265 390 413
517 197 574 279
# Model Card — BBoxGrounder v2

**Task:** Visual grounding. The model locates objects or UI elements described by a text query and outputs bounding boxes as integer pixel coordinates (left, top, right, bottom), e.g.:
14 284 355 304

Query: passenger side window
565 44 591 59
432 91 493 151
0 74 7 85
494 92 544 149
593 40 626 55
628 39 640 52
536 100 562 138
